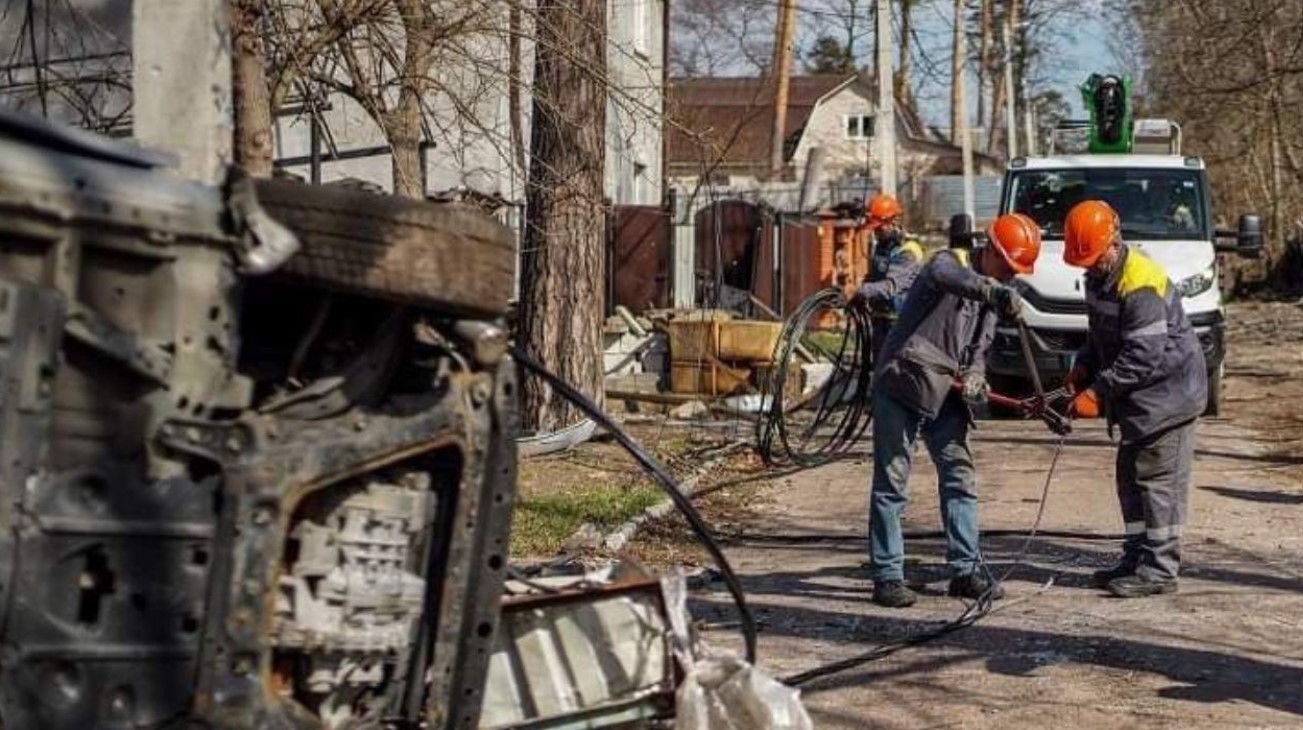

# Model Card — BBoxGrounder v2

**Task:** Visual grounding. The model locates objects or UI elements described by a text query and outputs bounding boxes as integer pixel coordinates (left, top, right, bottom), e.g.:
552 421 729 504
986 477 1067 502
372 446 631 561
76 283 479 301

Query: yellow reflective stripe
931 247 969 267
1117 249 1170 299
899 240 925 262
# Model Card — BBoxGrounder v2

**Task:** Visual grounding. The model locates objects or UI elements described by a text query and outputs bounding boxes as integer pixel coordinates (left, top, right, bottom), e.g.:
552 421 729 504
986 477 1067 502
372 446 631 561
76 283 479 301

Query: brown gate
608 204 671 313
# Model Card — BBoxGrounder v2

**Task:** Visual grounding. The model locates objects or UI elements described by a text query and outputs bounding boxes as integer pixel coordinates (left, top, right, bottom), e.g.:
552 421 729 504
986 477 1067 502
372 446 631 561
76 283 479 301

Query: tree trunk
231 0 274 176
894 0 913 105
519 0 607 432
388 0 436 198
977 0 991 132
987 0 1007 156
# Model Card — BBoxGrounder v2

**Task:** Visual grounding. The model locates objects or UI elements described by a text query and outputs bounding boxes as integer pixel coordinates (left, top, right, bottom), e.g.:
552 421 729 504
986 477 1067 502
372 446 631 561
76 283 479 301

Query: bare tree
1123 0 1303 281
518 0 607 431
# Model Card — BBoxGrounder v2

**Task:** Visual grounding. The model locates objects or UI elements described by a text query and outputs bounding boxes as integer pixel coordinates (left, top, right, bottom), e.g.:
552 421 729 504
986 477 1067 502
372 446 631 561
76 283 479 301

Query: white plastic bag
663 572 814 730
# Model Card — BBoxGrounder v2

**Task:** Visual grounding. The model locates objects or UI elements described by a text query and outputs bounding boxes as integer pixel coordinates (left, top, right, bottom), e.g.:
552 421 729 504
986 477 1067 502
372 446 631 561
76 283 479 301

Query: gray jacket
1076 245 1206 442
874 249 999 417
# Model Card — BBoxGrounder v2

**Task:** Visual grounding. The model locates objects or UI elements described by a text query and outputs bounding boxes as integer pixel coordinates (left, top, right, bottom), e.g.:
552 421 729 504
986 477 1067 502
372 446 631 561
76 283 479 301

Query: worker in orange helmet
1062 199 1207 598
851 193 925 364
867 213 1040 608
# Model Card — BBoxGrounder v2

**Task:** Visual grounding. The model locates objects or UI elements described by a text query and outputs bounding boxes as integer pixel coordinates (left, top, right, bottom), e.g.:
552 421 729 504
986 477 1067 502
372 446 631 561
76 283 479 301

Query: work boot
872 580 917 608
1107 574 1178 598
1090 563 1137 588
948 572 1005 601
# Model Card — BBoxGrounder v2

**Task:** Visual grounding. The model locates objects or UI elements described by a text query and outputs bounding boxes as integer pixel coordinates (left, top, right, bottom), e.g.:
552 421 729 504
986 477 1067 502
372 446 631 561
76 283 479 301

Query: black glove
984 283 1023 319
849 283 878 308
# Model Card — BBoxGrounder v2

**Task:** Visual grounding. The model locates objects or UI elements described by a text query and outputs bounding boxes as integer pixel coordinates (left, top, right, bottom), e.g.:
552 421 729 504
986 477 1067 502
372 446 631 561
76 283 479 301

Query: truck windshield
1007 168 1208 241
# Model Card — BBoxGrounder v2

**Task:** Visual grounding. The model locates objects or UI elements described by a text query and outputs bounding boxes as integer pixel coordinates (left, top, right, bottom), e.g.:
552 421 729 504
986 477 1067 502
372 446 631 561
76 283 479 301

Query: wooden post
770 0 798 179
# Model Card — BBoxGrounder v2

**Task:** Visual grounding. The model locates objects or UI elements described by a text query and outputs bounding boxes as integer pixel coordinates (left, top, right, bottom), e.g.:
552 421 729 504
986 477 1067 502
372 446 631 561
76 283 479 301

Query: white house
273 0 666 209
667 73 1001 189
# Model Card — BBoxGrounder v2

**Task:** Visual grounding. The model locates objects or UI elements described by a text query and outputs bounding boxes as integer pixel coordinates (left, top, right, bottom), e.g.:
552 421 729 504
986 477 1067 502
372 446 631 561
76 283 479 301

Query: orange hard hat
1063 200 1120 268
985 213 1042 275
866 193 903 229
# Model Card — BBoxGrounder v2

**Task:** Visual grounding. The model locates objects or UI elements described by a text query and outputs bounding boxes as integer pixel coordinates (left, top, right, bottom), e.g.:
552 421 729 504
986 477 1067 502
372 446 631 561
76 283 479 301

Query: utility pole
770 0 798 179
875 0 897 196
1020 26 1036 156
133 0 232 184
1002 12 1017 160
950 0 963 144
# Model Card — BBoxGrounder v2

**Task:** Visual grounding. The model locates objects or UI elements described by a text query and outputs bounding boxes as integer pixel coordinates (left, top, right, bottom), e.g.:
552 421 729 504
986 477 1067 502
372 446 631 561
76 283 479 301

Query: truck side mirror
1236 214 1263 259
949 213 974 249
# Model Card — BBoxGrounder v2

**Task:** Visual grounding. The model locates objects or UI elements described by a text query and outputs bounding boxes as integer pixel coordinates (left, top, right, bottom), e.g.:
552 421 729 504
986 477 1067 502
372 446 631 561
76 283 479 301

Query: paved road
689 301 1303 729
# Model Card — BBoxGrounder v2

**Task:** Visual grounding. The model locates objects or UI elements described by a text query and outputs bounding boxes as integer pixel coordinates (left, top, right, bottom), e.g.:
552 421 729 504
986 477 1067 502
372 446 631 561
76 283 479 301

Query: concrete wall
605 0 665 206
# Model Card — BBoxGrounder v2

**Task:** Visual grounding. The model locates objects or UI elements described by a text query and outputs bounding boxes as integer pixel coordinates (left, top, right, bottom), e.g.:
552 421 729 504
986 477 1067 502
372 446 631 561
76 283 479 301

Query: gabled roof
667 73 970 175
667 74 860 174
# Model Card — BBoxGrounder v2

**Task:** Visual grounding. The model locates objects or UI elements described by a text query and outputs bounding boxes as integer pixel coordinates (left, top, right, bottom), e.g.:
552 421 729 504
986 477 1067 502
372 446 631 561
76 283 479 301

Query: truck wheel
254 179 516 316
1204 363 1223 417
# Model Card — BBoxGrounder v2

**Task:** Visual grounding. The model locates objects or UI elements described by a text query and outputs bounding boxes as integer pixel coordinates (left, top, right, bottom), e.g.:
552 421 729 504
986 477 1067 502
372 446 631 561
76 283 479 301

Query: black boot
1090 562 1137 588
948 572 1005 600
1107 574 1178 598
872 580 917 608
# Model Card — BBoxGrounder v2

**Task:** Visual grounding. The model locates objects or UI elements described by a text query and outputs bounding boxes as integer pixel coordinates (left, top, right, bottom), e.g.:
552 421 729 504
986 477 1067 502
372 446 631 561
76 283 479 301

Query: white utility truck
954 74 1262 415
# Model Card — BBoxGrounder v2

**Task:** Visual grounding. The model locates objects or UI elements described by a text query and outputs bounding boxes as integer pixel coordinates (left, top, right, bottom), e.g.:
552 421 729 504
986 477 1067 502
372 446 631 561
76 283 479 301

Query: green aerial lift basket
1081 73 1133 154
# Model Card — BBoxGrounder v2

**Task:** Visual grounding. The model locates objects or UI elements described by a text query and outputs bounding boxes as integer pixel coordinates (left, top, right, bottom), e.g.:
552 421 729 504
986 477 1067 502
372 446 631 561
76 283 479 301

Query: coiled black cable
512 346 758 664
756 288 876 466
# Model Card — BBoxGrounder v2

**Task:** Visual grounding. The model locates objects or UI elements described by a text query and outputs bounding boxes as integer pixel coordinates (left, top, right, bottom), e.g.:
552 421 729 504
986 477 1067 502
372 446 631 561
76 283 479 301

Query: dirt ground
655 300 1303 729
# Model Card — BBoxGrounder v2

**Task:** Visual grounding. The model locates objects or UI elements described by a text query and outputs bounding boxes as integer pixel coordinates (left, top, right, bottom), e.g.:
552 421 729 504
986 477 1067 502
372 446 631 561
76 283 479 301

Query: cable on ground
781 431 1070 687
512 346 758 664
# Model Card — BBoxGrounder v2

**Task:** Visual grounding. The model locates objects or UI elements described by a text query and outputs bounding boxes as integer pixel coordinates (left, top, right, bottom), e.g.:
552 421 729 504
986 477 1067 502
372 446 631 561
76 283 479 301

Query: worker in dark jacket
1062 200 1207 598
851 193 924 364
868 213 1042 608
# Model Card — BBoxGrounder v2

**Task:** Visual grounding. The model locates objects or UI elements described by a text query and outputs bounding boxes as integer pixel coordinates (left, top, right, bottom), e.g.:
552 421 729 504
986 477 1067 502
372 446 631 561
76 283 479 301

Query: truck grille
1018 286 1088 316
1034 329 1087 353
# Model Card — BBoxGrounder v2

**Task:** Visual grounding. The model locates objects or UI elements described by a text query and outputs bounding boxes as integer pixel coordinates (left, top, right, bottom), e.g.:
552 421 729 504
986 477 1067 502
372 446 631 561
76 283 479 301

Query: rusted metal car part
480 566 679 729
0 110 518 729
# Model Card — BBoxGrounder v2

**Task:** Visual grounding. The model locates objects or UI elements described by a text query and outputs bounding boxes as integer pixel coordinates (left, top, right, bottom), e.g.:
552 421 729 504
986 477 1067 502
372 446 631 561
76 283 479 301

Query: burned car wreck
0 111 518 729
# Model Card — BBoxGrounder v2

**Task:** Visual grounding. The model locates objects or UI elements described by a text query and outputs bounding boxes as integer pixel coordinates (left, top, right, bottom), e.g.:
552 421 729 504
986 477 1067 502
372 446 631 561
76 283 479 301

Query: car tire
254 179 516 316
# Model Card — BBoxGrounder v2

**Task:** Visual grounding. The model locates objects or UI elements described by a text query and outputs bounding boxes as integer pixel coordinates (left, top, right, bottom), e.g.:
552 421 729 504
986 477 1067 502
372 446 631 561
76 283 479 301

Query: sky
894 3 1119 127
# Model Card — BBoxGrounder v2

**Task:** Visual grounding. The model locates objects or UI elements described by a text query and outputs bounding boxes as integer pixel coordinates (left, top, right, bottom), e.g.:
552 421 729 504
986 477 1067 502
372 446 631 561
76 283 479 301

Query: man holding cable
867 214 1042 608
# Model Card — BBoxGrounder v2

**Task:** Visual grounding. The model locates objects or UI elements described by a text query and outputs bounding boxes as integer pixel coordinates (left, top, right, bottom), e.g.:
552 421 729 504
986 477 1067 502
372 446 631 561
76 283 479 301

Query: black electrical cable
720 528 1125 544
757 288 876 467
781 433 1070 687
511 346 758 664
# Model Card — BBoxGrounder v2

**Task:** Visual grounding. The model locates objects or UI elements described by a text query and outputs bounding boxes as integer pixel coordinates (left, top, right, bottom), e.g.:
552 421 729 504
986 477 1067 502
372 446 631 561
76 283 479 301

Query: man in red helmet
868 213 1041 608
1061 199 1206 598
852 193 925 363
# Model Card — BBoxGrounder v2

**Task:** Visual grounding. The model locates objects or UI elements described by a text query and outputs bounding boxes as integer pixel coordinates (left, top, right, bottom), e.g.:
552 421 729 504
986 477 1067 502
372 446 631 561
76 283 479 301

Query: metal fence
918 175 1004 229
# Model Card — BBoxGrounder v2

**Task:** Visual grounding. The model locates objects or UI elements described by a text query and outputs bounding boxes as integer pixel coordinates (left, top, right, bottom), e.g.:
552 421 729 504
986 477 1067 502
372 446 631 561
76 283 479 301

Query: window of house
845 114 875 140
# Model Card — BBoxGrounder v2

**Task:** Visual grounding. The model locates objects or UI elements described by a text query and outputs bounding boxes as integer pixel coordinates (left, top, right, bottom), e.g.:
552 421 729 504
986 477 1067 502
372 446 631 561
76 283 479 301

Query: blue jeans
869 391 981 582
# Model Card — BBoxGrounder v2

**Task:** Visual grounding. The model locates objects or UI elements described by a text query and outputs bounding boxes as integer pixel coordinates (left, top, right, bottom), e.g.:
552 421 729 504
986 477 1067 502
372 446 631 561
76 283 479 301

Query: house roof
667 74 858 174
668 73 993 175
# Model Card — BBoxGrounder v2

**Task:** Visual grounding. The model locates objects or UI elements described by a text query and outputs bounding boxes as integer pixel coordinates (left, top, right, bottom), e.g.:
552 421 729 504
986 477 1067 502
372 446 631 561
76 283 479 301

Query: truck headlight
1176 266 1216 298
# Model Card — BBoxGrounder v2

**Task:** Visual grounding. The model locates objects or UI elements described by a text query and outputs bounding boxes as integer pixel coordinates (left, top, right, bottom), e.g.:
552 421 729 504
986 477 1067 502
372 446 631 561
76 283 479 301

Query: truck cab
980 126 1261 415
988 155 1205 410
